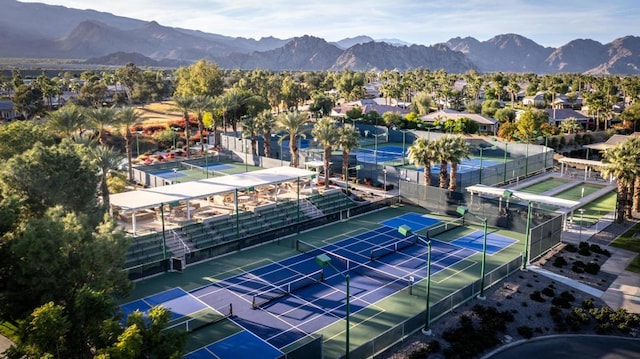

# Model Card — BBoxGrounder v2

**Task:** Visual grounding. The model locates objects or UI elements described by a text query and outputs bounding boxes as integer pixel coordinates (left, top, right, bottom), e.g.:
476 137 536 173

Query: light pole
398 225 431 335
456 206 488 299
478 145 497 185
426 125 441 140
503 190 533 270
172 168 177 183
392 126 408 166
578 208 585 241
315 254 350 358
383 167 387 195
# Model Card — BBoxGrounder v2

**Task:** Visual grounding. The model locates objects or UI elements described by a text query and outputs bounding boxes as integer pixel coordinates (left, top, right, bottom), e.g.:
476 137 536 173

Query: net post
229 303 233 317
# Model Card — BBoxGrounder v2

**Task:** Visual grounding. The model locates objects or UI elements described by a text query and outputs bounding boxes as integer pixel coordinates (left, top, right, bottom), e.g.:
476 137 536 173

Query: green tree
12 84 44 120
173 59 224 98
276 111 309 168
0 121 55 162
255 110 277 158
515 108 548 140
382 111 403 129
621 102 640 132
309 94 334 118
412 92 433 115
86 107 118 145
115 107 143 182
481 100 501 118
337 124 360 181
192 95 216 153
601 139 639 223
444 135 471 191
114 63 143 104
172 95 196 158
494 108 516 123
407 137 436 186
0 141 100 217
78 80 108 108
90 144 122 209
45 104 86 139
311 117 339 188
559 117 583 134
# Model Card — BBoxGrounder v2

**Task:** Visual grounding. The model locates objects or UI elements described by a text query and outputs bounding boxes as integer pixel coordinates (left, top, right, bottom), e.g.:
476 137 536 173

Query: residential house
552 94 583 109
421 109 498 134
330 99 410 119
523 92 546 107
545 108 591 128
0 100 18 122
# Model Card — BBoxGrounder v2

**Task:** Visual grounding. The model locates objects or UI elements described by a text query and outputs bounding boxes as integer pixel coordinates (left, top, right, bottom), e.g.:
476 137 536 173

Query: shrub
578 247 592 256
573 260 586 268
582 299 594 309
584 262 601 275
530 291 545 302
552 256 567 267
517 326 534 339
408 340 441 358
542 287 555 297
565 243 578 252
571 265 584 273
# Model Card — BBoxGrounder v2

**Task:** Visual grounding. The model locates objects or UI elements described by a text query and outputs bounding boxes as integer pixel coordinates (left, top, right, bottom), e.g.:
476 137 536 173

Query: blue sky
21 0 639 47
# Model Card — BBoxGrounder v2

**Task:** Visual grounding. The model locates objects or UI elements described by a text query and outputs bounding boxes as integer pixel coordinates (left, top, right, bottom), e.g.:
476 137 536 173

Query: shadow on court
486 335 640 359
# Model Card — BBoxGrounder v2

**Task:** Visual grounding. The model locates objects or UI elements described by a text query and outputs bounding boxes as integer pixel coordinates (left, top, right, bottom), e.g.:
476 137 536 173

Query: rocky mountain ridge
1 0 639 74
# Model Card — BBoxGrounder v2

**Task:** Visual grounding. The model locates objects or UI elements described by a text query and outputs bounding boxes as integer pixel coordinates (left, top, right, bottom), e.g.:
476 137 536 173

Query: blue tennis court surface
380 212 441 231
415 158 502 174
353 146 404 164
447 230 517 255
120 287 208 322
121 213 484 358
202 163 234 171
185 331 283 359
152 169 187 179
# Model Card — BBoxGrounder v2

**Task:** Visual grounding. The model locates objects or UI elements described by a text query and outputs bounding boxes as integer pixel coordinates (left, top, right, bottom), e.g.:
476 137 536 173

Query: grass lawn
0 321 17 342
611 222 640 273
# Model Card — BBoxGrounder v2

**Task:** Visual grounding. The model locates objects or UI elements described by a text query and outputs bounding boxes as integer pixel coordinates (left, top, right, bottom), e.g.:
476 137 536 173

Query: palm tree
443 135 471 191
337 124 360 181
192 95 216 153
91 144 122 209
86 107 117 145
407 137 436 186
172 95 195 158
242 116 259 155
255 110 276 158
432 136 451 189
276 111 309 168
116 107 143 182
311 117 339 188
601 141 637 223
45 104 86 138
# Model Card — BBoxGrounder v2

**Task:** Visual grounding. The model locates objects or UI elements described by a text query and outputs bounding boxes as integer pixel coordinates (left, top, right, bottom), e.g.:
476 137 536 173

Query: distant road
486 335 640 359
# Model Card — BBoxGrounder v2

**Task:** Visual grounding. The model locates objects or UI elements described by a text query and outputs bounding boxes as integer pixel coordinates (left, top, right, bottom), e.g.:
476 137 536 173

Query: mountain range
1 0 639 74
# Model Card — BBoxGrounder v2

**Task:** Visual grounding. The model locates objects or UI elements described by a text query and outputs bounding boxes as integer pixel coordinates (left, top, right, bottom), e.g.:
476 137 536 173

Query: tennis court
146 161 262 182
119 210 520 358
414 158 502 174
353 146 404 164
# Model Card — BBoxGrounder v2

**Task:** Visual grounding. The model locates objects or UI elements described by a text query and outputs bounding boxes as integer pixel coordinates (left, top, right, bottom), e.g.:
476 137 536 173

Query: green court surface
572 190 617 227
519 178 572 194
554 183 605 201
146 162 263 183
123 205 525 358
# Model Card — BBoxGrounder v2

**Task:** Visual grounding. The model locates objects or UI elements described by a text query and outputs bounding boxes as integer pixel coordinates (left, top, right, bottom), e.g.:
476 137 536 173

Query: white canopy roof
466 184 579 208
557 157 607 168
111 166 316 211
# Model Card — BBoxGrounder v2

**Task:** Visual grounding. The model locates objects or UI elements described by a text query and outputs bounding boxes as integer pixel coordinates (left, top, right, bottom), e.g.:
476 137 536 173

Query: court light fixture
315 254 351 358
455 206 488 300
398 225 432 335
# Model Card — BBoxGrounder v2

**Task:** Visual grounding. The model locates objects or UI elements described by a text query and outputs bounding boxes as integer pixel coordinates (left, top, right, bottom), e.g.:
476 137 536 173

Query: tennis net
180 161 205 173
296 239 414 289
164 305 233 333
251 269 324 309
427 217 465 237
370 236 419 261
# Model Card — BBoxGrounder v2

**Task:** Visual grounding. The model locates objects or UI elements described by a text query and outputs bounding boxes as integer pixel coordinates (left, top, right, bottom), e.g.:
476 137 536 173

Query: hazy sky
21 0 639 47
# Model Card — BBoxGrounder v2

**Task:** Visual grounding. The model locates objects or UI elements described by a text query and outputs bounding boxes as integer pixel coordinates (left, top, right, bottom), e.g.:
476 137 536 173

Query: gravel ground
378 242 621 358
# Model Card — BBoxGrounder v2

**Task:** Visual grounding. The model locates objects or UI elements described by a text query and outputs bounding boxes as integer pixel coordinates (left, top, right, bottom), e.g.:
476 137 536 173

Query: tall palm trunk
424 163 431 186
125 130 133 182
449 163 459 191
342 151 349 181
439 160 448 188
290 134 298 168
183 111 190 159
633 176 640 216
263 130 272 158
323 147 331 189
617 183 627 224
